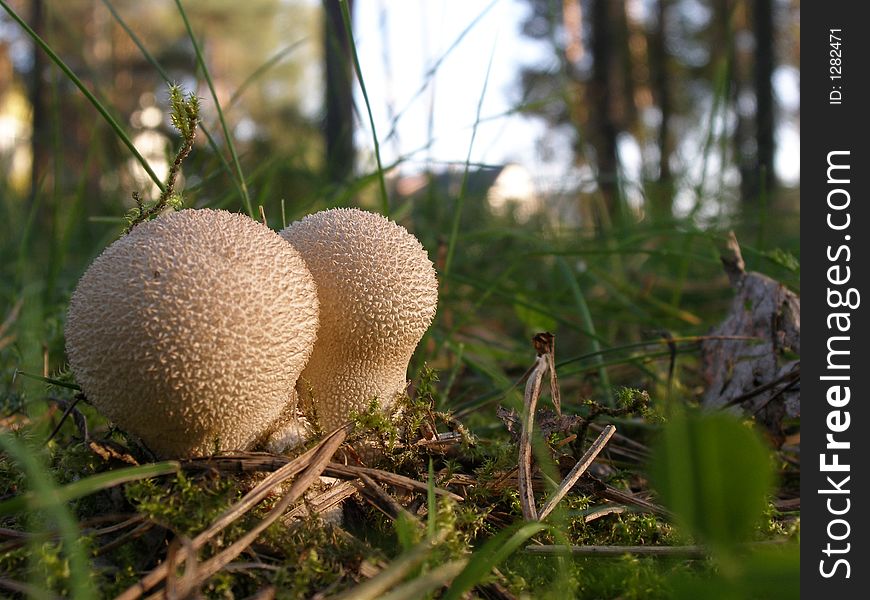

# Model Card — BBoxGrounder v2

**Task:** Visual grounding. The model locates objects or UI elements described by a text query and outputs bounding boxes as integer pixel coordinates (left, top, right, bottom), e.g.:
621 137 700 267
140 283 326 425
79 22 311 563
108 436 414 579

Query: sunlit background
1 0 800 224
0 4 803 594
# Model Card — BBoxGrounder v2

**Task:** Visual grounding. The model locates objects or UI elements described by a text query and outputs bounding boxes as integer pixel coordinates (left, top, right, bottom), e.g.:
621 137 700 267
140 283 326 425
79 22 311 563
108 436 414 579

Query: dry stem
116 426 350 600
538 424 616 521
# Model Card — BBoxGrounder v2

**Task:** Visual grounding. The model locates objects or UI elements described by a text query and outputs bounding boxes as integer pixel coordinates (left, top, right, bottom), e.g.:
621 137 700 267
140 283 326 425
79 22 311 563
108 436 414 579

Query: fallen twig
378 559 468 600
518 342 550 520
329 529 449 600
538 424 616 521
581 505 627 524
178 427 348 592
324 462 464 502
525 544 712 557
116 426 350 600
525 539 791 557
0 577 61 600
353 471 415 521
281 480 358 524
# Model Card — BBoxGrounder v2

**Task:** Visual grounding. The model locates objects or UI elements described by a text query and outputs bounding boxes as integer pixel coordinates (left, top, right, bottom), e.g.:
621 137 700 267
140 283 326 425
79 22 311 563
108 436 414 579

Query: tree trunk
29 0 47 203
752 0 775 198
588 0 622 229
648 0 673 218
323 0 355 185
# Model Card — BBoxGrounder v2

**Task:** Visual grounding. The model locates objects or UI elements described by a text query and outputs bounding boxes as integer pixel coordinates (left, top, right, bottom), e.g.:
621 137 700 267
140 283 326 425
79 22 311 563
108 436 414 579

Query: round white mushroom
65 209 319 457
280 208 438 432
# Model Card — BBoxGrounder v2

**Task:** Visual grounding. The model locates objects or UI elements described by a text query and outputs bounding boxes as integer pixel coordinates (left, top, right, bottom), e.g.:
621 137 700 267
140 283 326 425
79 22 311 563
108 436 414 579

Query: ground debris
496 405 584 441
700 232 800 444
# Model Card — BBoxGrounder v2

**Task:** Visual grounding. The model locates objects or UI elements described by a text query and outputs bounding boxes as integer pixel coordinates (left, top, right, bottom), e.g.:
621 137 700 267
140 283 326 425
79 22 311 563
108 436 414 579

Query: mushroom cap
280 208 438 431
65 209 319 457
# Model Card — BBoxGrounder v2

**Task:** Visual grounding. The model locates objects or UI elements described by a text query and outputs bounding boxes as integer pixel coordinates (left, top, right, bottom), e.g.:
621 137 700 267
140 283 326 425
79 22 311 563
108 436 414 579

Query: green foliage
443 521 547 600
0 432 97 598
649 412 775 553
0 0 799 596
669 543 800 600
502 553 684 600
125 471 236 536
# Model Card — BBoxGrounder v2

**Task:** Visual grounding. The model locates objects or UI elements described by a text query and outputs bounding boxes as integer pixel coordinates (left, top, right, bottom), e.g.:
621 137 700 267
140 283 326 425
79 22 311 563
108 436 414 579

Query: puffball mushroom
65 209 319 458
280 208 438 432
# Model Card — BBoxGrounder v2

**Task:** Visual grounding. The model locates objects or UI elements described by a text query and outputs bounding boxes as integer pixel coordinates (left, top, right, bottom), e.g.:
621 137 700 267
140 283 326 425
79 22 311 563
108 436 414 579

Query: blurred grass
0 0 799 597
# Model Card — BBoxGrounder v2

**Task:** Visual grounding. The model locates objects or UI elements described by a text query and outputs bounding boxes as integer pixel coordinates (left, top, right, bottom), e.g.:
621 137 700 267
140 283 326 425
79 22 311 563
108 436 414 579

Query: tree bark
588 0 622 229
648 0 673 218
323 0 355 185
29 0 48 203
752 0 775 198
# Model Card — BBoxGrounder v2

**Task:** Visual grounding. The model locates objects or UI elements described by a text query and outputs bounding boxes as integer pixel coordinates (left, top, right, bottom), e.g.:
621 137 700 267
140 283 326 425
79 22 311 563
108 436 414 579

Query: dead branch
538 424 616 521
518 350 548 520
116 426 350 600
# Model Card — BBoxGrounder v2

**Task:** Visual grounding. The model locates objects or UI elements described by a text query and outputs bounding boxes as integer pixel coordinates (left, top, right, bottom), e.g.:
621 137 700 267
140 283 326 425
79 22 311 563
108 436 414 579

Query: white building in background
486 163 539 222
392 162 587 227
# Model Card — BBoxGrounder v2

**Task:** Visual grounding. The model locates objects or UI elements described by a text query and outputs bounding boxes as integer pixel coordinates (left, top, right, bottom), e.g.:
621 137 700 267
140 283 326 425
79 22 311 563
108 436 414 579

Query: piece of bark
701 232 800 445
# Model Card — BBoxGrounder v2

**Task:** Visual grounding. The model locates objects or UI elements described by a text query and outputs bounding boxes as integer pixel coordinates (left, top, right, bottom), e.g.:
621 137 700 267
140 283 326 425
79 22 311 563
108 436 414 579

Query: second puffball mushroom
65 209 319 458
281 208 438 432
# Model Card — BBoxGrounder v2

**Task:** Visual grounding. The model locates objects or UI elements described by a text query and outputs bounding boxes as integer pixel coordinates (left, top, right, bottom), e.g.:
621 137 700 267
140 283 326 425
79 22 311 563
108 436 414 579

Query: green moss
124 471 240 537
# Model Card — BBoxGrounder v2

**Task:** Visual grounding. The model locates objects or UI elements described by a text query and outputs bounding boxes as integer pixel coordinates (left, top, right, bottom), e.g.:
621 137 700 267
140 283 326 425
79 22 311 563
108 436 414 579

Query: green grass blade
442 522 547 600
332 534 443 600
0 0 164 192
174 0 254 217
101 0 248 210
0 433 98 598
557 257 612 397
339 0 389 215
427 458 436 538
99 0 169 81
12 369 81 391
0 461 180 516
228 39 308 110
383 0 499 143
443 38 497 277
380 560 469 600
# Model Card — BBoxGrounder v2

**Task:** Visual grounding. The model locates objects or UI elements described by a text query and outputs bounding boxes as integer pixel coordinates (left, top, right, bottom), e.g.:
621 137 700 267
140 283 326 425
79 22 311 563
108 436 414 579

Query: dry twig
518 339 551 520
177 427 348 593
116 426 350 600
538 424 616 521
525 544 712 557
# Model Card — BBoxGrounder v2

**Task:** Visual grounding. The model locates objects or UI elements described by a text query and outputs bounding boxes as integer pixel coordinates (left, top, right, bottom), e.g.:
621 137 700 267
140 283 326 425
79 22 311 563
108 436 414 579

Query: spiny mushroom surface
280 208 438 432
65 209 319 457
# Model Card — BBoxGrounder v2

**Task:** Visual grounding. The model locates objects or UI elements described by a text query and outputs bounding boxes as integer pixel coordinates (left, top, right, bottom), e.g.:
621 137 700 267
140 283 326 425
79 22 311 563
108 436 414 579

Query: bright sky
352 0 555 174
352 0 800 192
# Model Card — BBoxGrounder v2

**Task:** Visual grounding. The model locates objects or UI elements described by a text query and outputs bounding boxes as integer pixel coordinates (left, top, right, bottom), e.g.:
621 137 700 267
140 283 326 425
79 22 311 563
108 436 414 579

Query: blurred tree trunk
737 0 776 204
752 0 775 199
648 0 673 218
323 0 355 185
587 0 625 229
29 0 48 204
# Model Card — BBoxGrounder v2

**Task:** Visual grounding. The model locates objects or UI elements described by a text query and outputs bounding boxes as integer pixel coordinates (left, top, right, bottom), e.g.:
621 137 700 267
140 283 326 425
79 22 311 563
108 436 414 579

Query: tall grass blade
332 532 445 600
427 458 436 538
379 560 469 600
443 37 497 277
0 461 180 516
12 369 81 391
228 39 309 109
101 0 247 209
557 257 612 397
383 0 499 143
0 432 98 598
0 0 164 191
339 0 389 215
442 522 547 600
174 0 254 217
